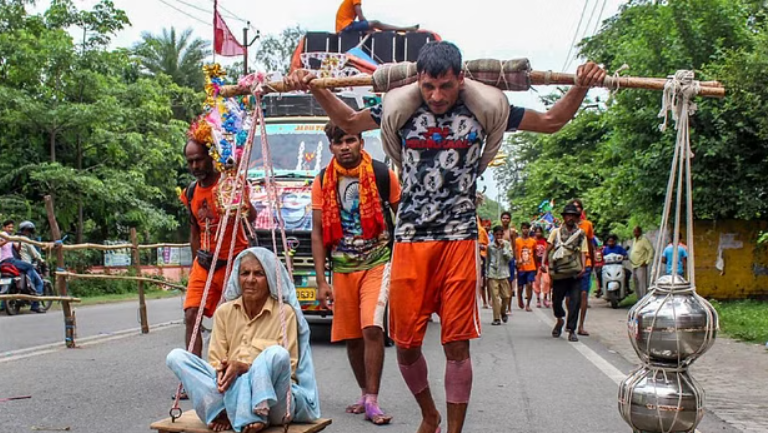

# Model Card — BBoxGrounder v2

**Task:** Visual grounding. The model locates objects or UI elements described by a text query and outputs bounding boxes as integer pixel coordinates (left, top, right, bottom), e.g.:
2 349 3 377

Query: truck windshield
248 122 387 231
248 123 386 172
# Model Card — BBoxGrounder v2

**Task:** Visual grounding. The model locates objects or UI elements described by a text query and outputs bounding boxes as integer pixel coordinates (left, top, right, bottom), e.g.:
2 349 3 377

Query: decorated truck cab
247 93 386 317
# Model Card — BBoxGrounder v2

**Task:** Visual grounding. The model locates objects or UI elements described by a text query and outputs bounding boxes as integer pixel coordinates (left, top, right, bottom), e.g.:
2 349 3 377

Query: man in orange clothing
311 122 401 425
477 214 490 309
181 126 256 364
335 0 419 33
571 199 595 336
515 222 538 312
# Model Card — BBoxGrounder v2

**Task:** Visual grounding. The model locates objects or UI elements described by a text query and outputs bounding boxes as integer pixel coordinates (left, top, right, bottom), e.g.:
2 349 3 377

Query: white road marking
0 320 182 364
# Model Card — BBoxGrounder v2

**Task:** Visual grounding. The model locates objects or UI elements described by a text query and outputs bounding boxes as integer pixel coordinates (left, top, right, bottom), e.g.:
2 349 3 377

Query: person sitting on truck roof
336 0 419 34
310 121 401 425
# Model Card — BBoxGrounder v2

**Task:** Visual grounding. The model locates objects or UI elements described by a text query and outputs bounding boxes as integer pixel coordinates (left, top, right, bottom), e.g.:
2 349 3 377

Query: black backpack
319 159 396 248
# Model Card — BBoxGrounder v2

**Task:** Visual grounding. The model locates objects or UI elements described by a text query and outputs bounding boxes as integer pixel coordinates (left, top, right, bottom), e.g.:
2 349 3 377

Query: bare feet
346 397 366 414
207 411 232 432
242 422 267 433
416 412 441 433
525 306 532 312
364 401 393 425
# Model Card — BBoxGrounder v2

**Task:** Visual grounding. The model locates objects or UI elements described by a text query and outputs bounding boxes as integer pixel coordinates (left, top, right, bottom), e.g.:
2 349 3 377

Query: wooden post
44 195 76 348
131 228 149 334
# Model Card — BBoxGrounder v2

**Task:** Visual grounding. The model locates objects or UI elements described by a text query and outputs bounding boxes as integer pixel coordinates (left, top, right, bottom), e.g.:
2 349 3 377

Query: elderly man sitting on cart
166 247 321 433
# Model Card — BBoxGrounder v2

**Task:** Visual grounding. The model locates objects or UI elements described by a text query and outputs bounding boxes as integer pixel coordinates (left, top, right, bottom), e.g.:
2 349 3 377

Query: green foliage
254 25 303 75
133 27 211 91
495 0 768 236
710 299 768 343
477 196 502 223
0 0 204 246
68 274 137 297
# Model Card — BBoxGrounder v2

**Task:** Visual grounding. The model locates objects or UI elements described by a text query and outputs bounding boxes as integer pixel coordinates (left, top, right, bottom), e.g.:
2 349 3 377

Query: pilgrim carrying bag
548 228 585 280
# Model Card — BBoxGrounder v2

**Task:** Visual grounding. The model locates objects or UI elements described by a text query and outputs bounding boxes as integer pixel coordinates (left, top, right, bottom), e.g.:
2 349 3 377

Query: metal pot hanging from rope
628 275 718 367
618 71 719 433
619 366 705 433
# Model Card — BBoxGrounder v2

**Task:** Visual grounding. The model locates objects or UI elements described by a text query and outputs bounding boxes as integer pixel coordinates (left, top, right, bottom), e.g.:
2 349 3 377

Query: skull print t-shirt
393 102 485 243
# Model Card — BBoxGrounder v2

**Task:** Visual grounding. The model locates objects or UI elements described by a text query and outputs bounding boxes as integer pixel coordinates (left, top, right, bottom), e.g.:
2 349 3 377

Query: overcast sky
57 0 626 204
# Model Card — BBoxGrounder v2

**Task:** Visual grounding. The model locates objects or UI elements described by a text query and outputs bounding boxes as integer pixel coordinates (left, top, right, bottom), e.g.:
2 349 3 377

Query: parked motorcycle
602 253 629 309
0 261 55 315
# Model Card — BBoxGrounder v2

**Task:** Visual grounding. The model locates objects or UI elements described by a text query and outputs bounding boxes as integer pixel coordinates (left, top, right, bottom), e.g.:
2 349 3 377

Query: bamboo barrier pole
44 195 76 348
0 233 189 252
219 70 725 99
131 228 150 334
57 272 187 291
0 294 81 302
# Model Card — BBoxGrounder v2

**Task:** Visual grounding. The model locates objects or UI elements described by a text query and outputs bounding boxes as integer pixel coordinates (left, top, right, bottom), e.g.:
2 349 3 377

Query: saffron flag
214 9 245 56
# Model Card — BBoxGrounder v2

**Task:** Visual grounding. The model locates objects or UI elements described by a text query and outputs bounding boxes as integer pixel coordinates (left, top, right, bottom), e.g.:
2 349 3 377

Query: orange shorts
183 259 229 317
331 265 387 342
389 240 480 349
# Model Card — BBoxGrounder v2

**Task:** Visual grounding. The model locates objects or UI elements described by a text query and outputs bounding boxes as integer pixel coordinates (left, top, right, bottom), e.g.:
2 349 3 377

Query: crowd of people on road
167 39 689 433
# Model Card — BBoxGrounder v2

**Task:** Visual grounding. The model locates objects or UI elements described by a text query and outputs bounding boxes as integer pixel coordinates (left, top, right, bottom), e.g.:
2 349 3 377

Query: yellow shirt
207 296 299 380
336 0 362 33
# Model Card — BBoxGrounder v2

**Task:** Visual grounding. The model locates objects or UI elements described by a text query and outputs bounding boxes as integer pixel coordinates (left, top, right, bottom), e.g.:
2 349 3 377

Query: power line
566 0 601 71
561 0 591 72
157 0 212 27
591 0 608 36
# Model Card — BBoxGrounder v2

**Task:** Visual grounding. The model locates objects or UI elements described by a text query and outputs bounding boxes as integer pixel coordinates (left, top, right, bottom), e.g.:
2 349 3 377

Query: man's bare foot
364 400 393 425
346 396 366 414
207 411 231 432
242 422 267 433
416 412 441 433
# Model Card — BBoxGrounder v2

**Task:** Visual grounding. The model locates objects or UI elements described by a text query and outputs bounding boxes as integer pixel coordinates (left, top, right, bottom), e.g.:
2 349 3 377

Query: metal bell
628 276 718 367
618 366 705 433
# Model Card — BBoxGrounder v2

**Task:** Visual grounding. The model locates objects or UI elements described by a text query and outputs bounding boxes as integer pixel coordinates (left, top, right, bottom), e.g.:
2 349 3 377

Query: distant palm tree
134 27 211 91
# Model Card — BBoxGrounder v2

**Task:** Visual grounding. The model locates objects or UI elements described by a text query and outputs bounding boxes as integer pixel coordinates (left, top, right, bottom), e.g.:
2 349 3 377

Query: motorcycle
0 261 55 315
602 253 628 309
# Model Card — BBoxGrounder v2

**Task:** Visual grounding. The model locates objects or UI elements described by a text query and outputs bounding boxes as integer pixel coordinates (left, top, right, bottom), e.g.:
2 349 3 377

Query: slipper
364 401 393 425
577 330 590 336
568 332 579 342
552 321 563 338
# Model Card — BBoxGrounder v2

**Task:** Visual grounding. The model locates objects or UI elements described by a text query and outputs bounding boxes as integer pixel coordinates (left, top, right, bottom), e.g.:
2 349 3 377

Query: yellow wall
692 220 768 299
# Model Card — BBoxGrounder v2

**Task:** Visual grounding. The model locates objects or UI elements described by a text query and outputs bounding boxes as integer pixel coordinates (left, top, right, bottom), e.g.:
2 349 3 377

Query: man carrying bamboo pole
179 124 257 398
288 41 605 433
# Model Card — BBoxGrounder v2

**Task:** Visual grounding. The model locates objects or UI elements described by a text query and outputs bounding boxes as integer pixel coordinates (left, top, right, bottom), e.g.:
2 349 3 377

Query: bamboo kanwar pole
219 70 725 98
131 228 150 334
57 272 187 291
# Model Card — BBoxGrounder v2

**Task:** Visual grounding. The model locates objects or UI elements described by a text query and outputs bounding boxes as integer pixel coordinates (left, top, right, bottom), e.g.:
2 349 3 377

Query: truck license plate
297 288 316 301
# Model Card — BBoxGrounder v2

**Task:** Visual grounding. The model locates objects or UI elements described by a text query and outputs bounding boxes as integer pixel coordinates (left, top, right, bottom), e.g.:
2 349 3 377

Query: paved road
0 302 738 433
0 297 185 354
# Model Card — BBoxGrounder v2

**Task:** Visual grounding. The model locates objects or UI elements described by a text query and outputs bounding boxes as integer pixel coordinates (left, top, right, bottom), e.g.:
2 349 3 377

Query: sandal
577 330 590 336
568 332 579 342
552 319 564 338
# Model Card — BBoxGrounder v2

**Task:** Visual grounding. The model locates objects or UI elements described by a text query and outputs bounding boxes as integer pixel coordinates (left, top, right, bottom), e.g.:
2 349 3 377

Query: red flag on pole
213 2 245 57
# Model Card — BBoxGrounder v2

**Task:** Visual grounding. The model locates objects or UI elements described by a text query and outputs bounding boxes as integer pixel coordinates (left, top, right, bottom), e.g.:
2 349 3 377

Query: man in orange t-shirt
180 136 256 363
515 222 538 311
335 0 419 33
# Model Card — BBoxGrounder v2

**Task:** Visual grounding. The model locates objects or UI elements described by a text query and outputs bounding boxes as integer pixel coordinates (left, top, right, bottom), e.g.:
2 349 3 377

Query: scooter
0 261 54 315
602 253 628 309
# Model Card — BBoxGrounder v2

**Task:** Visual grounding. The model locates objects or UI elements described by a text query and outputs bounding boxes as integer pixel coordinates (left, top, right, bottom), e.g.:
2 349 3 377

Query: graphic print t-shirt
516 237 538 272
392 103 486 243
181 181 249 260
312 170 401 273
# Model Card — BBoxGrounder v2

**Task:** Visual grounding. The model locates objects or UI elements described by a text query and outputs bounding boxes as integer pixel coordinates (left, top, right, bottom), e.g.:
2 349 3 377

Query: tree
0 0 197 246
253 25 303 75
494 0 768 237
133 27 211 91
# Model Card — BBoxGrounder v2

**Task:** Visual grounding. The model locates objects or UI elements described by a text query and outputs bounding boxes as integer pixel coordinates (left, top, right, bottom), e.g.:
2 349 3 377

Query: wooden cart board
150 411 331 433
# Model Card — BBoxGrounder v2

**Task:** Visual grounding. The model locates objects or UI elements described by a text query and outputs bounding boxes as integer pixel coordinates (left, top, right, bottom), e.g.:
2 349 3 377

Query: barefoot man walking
289 41 605 433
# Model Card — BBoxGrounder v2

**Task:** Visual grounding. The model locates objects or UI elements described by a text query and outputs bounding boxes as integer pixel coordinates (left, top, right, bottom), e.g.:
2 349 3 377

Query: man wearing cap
543 204 588 342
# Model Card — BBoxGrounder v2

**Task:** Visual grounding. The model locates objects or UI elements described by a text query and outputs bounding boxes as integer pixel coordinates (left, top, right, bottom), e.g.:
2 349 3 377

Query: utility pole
243 22 261 76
